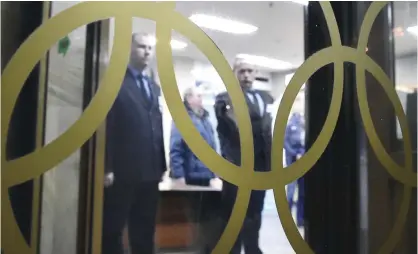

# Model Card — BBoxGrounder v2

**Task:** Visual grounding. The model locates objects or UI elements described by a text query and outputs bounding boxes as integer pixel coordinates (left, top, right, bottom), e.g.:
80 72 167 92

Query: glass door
2 2 416 254
2 1 108 254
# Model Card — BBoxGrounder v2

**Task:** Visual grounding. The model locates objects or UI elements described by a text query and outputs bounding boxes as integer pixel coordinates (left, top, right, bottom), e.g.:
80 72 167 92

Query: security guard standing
214 58 274 254
102 33 166 254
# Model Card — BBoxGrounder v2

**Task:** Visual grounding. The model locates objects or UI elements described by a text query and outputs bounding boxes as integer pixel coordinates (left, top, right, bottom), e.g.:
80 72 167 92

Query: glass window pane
40 2 87 254
103 2 306 253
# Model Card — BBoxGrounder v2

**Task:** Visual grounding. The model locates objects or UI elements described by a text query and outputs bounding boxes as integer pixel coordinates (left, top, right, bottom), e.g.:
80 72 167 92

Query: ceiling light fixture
236 53 293 70
406 25 417 36
150 36 188 50
290 0 309 6
393 26 405 37
189 14 258 35
170 39 188 50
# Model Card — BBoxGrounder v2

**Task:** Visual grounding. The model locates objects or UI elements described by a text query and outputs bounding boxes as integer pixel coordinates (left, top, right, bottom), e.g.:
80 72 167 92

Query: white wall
394 54 417 139
271 72 287 99
395 54 417 92
270 70 305 118
40 4 84 254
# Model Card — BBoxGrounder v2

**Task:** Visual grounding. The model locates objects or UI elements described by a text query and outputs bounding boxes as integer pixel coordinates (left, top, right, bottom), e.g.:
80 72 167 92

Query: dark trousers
188 191 218 253
286 178 304 227
229 214 263 254
204 210 263 254
217 182 265 254
296 177 304 227
102 180 160 254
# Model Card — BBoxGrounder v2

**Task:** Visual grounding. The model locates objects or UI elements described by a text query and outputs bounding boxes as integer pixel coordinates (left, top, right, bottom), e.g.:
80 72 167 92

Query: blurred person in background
169 86 218 187
169 86 219 253
284 111 305 228
214 58 274 254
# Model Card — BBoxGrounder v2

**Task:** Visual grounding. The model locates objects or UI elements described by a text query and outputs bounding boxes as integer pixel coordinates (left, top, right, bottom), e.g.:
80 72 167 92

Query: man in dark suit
102 33 166 254
214 58 274 254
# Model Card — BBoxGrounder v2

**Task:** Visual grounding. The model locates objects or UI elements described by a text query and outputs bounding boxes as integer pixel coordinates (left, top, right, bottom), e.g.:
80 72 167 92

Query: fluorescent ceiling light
236 54 293 70
189 14 258 35
149 36 187 50
406 26 417 36
290 0 309 5
170 39 188 50
396 85 416 93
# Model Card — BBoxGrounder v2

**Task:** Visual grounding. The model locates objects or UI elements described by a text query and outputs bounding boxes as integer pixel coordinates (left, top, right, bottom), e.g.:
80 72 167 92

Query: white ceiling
55 1 417 73
133 1 417 71
393 1 418 57
133 1 305 71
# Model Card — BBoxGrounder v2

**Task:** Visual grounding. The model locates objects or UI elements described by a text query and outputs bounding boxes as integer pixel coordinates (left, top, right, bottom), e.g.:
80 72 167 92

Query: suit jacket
215 89 274 171
105 69 166 184
215 89 274 216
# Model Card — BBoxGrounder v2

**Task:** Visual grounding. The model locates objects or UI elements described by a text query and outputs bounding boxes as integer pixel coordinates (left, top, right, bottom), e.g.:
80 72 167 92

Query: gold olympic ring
1 1 415 254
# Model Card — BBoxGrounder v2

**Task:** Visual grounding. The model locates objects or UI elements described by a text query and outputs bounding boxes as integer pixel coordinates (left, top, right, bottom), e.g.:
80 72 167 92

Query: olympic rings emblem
1 1 415 254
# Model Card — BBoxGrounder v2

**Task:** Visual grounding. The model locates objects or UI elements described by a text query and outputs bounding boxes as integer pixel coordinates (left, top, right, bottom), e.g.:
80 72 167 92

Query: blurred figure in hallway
102 33 166 254
169 86 218 187
215 58 274 254
169 86 219 253
284 112 305 228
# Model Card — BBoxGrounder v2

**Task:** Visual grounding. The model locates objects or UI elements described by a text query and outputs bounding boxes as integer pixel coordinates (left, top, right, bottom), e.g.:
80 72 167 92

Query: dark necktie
248 90 261 116
137 74 152 102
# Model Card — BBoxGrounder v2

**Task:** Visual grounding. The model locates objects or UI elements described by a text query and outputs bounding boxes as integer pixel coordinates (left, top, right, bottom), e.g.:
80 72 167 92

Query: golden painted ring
356 3 414 252
154 13 253 253
272 2 414 253
272 45 413 254
1 2 253 253
1 1 256 189
146 1 349 190
273 45 344 254
1 2 414 254
2 6 133 254
356 1 415 187
2 3 134 188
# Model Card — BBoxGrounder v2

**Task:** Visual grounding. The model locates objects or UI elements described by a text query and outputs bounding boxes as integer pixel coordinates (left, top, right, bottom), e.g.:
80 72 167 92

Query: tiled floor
259 214 300 254
166 214 300 254
259 190 300 254
166 190 302 254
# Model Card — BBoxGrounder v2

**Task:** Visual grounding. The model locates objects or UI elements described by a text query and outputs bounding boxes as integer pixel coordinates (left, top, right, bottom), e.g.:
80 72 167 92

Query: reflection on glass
392 4 417 251
393 2 417 163
39 2 85 254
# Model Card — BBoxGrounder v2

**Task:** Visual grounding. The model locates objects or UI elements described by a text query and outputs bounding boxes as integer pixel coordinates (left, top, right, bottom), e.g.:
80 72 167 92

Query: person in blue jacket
169 86 218 253
169 86 217 186
284 112 305 227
